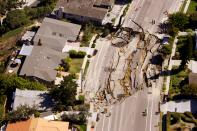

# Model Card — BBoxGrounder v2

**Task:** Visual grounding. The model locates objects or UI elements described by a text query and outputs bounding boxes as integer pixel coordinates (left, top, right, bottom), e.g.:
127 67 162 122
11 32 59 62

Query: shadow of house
190 99 197 113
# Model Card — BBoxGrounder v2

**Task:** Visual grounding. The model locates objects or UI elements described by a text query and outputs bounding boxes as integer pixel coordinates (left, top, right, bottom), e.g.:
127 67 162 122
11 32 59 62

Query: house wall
61 12 103 24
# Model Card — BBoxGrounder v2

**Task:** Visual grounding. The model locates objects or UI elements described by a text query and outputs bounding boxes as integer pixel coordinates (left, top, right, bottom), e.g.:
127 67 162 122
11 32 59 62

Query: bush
160 44 172 56
101 28 110 37
0 75 47 91
61 60 70 72
91 43 96 48
170 112 181 124
6 105 38 123
69 50 86 58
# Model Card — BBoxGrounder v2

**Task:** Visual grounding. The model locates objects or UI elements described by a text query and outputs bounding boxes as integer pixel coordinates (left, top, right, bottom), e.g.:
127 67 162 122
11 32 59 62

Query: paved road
95 77 161 131
123 0 182 33
84 38 116 98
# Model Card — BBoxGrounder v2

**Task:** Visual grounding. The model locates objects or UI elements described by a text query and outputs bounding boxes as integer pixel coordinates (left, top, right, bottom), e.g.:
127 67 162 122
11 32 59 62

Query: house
189 73 197 86
6 118 69 131
19 46 67 83
55 0 114 24
33 17 81 52
12 88 53 111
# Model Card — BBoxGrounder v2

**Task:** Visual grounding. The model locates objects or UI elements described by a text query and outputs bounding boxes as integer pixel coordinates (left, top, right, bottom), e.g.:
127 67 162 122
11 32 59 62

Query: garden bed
167 112 197 131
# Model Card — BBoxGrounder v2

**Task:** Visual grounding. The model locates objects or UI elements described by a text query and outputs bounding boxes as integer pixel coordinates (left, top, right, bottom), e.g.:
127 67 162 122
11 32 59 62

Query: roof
56 0 109 21
21 31 36 41
13 88 53 111
6 118 69 131
189 73 197 85
94 0 114 6
19 46 67 82
19 44 34 56
6 119 31 131
33 17 81 51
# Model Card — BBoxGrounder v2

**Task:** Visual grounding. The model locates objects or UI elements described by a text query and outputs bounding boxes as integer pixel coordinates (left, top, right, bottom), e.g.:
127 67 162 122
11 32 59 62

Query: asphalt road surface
84 38 116 99
95 78 161 131
123 0 182 33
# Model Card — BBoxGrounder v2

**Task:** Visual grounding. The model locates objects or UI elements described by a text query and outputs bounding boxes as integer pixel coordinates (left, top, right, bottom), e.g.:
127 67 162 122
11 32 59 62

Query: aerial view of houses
0 0 197 131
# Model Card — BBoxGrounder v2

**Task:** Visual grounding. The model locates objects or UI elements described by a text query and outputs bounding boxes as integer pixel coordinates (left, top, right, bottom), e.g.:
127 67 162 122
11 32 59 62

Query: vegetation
50 74 78 111
187 0 197 14
69 58 84 74
0 0 55 36
6 105 39 123
168 12 189 30
179 35 194 69
182 84 197 96
61 112 89 125
189 12 197 29
167 112 197 131
4 9 29 30
69 50 86 58
0 74 47 92
169 66 190 99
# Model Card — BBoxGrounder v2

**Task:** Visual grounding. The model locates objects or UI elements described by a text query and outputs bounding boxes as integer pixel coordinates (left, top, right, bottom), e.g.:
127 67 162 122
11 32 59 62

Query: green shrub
170 112 181 124
69 50 86 58
91 43 96 48
184 112 194 119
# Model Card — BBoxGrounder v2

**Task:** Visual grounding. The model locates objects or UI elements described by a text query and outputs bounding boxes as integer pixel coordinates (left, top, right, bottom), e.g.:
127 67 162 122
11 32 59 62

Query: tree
181 84 197 96
189 12 197 28
160 44 172 56
180 35 193 69
6 105 38 123
169 12 189 30
0 1 6 15
5 9 29 29
50 74 78 111
61 112 89 125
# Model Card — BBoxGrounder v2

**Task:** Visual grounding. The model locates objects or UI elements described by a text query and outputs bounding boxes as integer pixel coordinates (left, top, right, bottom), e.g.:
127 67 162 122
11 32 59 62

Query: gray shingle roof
56 0 110 21
33 17 81 52
13 88 53 111
19 46 68 82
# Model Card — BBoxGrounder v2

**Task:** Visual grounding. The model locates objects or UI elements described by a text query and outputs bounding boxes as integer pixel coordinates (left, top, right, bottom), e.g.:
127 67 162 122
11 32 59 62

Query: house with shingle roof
12 88 53 111
33 17 81 52
19 17 81 83
19 46 67 83
55 0 114 24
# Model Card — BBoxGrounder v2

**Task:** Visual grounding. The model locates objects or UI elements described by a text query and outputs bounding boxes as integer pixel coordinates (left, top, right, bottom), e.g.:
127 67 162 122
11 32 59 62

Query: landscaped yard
69 58 84 74
169 66 190 99
166 112 197 131
173 35 196 60
187 0 197 14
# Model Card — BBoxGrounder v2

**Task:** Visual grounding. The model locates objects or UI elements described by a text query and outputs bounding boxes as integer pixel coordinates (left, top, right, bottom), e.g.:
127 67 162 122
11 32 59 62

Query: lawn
69 58 84 74
187 0 197 14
